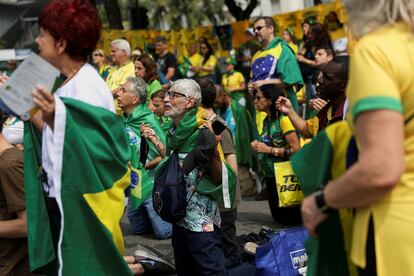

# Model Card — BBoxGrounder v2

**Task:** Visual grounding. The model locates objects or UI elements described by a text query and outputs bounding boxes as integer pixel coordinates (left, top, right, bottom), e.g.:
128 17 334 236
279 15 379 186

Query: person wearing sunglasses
249 16 303 113
92 49 111 81
193 41 217 83
251 84 301 225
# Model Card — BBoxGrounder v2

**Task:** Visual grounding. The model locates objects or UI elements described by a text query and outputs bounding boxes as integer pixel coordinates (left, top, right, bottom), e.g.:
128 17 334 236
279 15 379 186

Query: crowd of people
0 0 413 275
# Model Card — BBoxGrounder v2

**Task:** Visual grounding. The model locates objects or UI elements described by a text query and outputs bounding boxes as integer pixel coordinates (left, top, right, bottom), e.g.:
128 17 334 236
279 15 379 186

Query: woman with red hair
26 0 137 275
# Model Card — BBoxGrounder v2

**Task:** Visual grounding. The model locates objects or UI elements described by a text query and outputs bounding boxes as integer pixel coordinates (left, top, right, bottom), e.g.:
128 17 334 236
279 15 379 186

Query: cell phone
211 119 227 135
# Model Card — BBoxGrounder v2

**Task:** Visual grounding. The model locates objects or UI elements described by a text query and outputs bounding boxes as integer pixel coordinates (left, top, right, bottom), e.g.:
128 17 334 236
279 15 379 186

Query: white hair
126 77 147 103
111 39 131 56
345 0 414 38
170 79 202 106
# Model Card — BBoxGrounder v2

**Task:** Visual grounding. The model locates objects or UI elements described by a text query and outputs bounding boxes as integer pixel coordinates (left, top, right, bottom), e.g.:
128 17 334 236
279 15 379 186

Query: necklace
61 63 85 87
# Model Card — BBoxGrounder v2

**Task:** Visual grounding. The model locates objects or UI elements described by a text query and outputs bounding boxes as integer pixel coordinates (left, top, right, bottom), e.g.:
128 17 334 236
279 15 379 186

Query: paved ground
121 197 284 263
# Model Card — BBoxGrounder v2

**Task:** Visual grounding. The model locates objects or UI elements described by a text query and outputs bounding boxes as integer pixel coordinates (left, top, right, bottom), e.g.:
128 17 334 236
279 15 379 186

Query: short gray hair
111 39 131 56
126 77 147 103
345 0 414 38
170 79 202 106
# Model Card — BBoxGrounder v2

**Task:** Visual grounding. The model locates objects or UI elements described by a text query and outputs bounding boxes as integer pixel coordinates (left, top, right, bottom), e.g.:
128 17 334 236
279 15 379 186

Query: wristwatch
314 190 333 214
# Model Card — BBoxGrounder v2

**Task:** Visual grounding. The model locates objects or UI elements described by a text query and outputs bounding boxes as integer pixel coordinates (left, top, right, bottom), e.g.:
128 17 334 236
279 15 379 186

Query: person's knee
153 224 172 239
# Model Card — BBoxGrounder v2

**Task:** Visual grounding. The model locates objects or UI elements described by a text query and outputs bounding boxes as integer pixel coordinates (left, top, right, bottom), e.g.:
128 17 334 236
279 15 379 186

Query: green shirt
258 115 296 177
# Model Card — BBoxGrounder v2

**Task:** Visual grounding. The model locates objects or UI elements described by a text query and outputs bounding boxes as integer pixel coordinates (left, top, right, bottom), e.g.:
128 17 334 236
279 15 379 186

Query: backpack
152 151 189 223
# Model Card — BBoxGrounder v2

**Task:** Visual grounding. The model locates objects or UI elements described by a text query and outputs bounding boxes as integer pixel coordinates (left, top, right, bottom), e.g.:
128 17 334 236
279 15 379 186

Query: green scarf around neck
167 107 206 153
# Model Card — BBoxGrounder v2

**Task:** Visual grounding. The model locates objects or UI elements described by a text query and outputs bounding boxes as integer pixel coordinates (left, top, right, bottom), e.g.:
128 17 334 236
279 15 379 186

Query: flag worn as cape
251 37 304 112
291 121 357 276
230 98 253 167
24 97 132 275
124 103 166 209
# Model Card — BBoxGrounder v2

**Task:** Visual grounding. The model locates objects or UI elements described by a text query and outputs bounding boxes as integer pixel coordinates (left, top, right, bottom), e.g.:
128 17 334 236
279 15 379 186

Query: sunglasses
254 25 267 32
93 53 103 57
165 90 187 99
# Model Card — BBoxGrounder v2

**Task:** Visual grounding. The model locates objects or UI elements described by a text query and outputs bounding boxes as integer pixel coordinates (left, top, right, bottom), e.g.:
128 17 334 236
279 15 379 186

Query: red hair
38 0 101 61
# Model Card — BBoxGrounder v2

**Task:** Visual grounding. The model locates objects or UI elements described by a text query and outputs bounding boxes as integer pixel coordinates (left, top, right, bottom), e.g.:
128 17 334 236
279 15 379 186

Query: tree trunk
225 0 258 21
104 0 124 29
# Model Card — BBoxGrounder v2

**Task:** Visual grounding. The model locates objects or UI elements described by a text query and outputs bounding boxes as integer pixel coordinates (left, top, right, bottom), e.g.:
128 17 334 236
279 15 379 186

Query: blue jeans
127 197 172 240
172 224 256 276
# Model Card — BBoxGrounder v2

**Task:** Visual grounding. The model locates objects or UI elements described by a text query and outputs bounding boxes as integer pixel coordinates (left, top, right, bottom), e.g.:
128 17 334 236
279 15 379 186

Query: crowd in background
0 0 413 275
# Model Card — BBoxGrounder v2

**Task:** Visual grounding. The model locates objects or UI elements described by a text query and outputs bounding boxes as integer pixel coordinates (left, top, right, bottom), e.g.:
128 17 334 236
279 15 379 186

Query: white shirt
42 63 115 197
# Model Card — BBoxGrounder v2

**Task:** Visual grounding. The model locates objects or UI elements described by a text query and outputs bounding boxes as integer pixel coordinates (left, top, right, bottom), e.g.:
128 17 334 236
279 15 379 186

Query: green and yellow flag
291 121 357 276
24 98 132 275
123 103 166 209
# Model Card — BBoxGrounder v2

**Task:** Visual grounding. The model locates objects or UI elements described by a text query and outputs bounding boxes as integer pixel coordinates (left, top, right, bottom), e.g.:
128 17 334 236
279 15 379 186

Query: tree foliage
95 0 259 30
224 0 258 21
140 0 228 30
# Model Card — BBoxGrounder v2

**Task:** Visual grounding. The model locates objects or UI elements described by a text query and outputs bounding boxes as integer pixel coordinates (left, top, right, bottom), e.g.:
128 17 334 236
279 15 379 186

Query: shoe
244 242 258 255
258 225 274 239
133 244 176 275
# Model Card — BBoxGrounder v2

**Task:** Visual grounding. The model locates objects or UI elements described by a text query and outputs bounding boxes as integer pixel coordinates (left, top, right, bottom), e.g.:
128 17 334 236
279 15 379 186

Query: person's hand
247 81 255 100
254 80 265 88
32 85 55 127
203 120 213 132
297 54 306 63
251 140 271 153
140 123 156 139
310 98 328 112
0 75 8 87
276 96 292 115
301 193 328 236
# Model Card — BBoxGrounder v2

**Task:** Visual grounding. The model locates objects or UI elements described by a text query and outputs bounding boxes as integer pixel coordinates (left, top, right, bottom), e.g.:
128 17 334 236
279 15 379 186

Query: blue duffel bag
255 227 308 276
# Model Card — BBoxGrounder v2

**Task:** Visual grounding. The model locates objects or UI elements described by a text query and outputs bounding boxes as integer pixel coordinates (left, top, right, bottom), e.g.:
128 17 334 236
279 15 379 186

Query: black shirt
155 52 179 81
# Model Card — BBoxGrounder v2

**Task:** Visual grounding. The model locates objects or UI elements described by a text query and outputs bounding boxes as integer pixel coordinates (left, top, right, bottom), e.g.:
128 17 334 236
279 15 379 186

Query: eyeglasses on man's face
254 25 267 32
165 90 187 99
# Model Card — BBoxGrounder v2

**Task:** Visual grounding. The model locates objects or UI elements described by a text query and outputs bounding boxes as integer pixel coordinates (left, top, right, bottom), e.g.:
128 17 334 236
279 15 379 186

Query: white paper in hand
0 53 60 120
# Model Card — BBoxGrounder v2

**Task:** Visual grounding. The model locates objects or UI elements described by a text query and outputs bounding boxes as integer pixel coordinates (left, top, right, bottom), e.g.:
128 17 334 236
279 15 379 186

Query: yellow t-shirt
199 55 217 77
305 107 334 137
288 42 299 56
189 53 203 68
222 71 245 92
280 115 295 134
347 23 414 276
105 62 135 115
306 116 319 138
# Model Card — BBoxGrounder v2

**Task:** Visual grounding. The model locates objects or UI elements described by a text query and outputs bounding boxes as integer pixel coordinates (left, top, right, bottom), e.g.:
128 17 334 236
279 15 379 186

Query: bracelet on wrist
285 147 291 157
314 189 334 214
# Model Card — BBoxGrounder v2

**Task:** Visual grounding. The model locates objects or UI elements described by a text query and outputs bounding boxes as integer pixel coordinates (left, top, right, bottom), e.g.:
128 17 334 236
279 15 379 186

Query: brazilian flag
123 103 166 209
24 98 132 275
291 121 358 276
